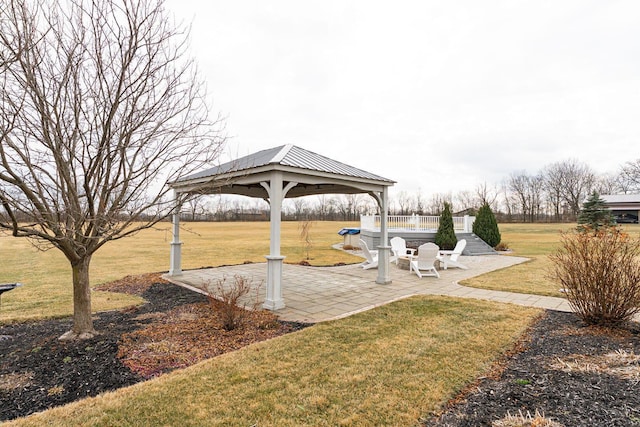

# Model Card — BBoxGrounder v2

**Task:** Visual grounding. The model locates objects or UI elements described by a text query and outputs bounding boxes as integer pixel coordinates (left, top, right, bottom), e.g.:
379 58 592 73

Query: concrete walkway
164 254 571 323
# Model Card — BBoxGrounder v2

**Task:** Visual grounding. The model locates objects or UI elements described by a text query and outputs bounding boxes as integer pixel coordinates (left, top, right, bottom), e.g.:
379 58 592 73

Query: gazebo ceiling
168 144 395 198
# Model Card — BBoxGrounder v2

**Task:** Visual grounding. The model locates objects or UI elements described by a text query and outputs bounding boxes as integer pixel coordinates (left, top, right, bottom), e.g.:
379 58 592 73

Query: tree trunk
59 256 97 341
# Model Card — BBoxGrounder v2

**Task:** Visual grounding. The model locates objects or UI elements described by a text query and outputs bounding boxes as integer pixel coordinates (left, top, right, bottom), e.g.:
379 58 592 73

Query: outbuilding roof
601 194 640 204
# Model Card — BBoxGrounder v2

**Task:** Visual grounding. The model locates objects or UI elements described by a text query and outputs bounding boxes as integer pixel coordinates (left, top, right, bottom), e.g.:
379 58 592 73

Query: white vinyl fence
360 214 474 233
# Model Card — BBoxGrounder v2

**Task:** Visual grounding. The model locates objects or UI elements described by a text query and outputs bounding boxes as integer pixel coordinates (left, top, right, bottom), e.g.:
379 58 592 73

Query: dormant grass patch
551 349 640 381
492 410 564 427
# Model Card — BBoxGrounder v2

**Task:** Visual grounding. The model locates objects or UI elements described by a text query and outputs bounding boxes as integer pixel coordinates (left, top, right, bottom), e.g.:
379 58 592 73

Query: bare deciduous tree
455 190 475 212
426 192 453 215
290 197 308 220
474 182 499 210
185 195 210 221
334 194 363 221
315 194 331 220
395 191 412 215
499 180 514 221
558 159 596 217
0 0 224 340
593 173 621 196
413 189 425 215
508 172 530 221
619 159 640 193
539 159 596 220
508 171 544 222
542 162 566 221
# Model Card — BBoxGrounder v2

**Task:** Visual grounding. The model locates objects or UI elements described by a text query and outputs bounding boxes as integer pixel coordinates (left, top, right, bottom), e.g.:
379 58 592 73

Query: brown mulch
0 274 308 422
427 311 640 427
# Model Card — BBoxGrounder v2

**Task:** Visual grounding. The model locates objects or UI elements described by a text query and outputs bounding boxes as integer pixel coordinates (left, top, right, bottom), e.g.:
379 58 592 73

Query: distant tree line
177 157 640 223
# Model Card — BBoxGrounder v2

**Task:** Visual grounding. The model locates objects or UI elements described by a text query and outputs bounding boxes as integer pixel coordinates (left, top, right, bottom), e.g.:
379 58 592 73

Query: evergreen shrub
435 202 457 250
577 191 616 232
473 203 501 248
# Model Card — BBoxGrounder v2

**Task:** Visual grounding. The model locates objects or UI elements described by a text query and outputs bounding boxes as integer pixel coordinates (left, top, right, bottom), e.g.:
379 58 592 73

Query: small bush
494 242 510 251
435 202 457 250
473 202 501 248
548 227 640 326
298 219 315 260
207 275 263 331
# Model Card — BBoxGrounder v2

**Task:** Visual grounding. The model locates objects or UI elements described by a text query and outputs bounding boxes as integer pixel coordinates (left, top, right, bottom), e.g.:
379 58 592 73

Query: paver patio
164 254 571 323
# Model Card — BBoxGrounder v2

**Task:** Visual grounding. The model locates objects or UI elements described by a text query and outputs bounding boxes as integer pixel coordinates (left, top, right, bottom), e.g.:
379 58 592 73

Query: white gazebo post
169 192 183 276
375 186 391 285
260 172 297 310
463 215 472 232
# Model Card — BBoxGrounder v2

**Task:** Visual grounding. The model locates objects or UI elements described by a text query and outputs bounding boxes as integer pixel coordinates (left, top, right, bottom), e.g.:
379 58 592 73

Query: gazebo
167 144 395 311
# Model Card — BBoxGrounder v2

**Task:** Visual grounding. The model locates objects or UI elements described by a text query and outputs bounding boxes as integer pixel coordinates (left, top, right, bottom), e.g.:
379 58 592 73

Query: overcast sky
165 0 640 198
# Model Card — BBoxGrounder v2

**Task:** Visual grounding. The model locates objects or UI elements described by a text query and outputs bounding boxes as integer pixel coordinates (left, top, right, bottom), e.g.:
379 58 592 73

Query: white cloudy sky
165 0 640 198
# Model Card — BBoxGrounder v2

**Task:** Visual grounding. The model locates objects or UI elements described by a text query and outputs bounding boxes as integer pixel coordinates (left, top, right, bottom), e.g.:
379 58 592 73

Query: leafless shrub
207 275 262 331
299 219 315 260
548 227 640 326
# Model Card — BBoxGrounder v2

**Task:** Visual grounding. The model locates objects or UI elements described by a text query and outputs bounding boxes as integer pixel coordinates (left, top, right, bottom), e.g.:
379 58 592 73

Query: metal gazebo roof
169 144 395 198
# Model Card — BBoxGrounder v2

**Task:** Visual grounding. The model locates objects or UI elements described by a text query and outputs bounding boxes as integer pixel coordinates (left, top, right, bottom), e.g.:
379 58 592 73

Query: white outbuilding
601 194 640 223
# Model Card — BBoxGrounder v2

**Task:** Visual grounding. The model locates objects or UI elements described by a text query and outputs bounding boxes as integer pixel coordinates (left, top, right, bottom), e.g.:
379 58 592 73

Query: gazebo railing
361 214 474 233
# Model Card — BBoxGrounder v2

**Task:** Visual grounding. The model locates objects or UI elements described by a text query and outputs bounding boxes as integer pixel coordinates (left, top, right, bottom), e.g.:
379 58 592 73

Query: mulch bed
428 311 640 427
0 274 308 422
2 275 640 426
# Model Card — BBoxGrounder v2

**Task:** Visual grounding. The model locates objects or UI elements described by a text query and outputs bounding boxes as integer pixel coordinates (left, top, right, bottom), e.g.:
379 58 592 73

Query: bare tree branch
0 0 225 339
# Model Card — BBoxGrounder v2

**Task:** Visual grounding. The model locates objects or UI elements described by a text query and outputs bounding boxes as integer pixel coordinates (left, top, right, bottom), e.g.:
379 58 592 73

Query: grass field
0 221 361 323
462 223 640 297
3 220 638 323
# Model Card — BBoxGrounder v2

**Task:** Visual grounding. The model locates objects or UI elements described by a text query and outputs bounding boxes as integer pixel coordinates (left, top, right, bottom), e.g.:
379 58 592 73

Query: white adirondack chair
390 236 416 264
359 239 379 270
409 243 440 278
436 239 468 270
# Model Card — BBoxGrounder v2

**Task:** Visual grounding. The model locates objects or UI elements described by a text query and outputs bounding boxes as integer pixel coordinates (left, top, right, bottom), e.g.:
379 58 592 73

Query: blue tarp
338 228 360 236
